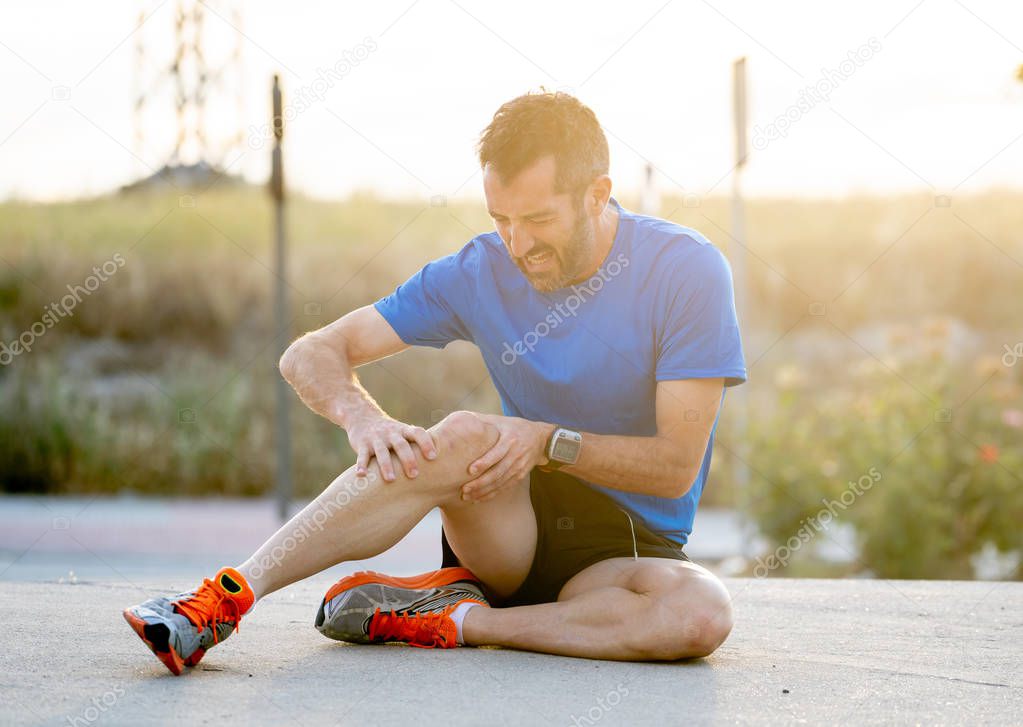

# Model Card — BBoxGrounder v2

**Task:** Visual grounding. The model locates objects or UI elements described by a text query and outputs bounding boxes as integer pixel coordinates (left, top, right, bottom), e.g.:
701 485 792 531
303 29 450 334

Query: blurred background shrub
2 186 1021 578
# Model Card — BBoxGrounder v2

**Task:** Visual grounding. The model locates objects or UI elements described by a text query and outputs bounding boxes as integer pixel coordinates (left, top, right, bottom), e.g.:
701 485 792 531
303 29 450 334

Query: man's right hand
278 305 431 482
347 415 437 482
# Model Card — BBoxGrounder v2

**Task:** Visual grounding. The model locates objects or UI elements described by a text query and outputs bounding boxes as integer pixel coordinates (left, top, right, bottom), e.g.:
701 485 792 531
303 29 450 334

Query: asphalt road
1 577 1019 726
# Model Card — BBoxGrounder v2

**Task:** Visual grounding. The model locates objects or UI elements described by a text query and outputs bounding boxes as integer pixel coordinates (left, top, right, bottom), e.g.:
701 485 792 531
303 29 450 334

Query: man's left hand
461 415 551 503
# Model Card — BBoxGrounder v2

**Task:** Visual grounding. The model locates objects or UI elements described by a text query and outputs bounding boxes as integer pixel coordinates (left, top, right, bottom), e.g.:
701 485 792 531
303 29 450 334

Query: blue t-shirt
374 199 746 544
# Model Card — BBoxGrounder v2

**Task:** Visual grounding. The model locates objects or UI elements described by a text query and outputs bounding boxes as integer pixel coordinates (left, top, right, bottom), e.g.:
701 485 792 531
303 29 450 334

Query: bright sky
3 0 1023 202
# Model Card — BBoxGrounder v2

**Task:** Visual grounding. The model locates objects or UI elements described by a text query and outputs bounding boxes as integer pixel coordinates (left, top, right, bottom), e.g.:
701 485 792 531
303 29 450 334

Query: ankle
450 601 482 645
458 600 491 645
230 564 262 610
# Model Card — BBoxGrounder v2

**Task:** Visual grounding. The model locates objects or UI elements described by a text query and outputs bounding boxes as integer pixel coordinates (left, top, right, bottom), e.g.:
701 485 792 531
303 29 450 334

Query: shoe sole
184 648 207 667
122 609 184 676
323 566 481 605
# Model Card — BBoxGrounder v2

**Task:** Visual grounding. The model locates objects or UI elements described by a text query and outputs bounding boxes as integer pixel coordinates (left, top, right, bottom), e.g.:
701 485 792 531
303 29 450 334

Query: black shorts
441 469 689 606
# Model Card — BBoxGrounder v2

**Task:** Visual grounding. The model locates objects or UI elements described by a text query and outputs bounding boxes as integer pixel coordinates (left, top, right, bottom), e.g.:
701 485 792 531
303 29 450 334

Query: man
123 91 747 674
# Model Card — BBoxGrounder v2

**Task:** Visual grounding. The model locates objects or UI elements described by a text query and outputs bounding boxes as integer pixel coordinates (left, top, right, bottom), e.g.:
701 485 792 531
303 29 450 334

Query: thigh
558 556 727 605
440 474 537 600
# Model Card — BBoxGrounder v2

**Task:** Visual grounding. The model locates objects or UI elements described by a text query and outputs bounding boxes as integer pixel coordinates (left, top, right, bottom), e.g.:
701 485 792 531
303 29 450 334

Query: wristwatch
543 427 582 470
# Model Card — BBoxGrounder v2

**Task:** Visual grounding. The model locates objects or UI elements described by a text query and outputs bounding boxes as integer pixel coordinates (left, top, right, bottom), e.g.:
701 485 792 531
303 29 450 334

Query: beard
514 210 596 293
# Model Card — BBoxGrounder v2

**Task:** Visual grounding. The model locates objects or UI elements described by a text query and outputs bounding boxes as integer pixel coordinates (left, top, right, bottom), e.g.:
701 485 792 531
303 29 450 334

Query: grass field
2 186 1021 577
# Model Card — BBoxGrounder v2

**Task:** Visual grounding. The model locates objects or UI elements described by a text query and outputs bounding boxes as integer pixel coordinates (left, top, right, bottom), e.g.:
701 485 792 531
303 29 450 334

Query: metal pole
639 161 657 215
271 74 292 522
730 58 752 560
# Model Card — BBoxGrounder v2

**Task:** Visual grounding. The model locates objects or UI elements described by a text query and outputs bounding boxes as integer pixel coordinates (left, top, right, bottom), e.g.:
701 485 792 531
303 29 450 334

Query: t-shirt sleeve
655 242 747 386
373 244 476 349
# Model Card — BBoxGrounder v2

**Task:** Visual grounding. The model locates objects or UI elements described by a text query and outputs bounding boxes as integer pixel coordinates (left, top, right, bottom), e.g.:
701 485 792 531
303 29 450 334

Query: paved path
1 577 1019 726
1 496 1014 725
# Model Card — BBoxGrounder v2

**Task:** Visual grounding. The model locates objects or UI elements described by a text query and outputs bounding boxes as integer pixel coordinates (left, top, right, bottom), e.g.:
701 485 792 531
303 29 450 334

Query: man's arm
278 305 437 481
461 378 724 502
557 378 723 498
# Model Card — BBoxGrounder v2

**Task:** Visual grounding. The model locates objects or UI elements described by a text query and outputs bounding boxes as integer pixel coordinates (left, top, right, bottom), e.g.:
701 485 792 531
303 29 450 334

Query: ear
584 175 612 216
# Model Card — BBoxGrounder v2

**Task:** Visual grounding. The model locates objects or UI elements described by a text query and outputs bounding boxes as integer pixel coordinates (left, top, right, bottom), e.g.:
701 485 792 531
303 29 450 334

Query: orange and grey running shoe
123 566 255 675
316 567 488 648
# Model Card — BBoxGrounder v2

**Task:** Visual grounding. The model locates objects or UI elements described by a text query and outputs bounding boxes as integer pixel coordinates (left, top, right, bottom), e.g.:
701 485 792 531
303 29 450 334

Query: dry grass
1 186 1020 502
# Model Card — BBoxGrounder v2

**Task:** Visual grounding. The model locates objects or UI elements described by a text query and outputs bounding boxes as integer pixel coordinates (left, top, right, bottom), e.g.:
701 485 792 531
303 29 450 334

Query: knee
675 595 733 659
636 575 734 660
432 410 498 457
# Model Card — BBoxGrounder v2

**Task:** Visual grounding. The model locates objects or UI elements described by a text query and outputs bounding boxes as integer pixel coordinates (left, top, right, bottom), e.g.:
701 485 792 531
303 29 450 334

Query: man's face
483 156 596 292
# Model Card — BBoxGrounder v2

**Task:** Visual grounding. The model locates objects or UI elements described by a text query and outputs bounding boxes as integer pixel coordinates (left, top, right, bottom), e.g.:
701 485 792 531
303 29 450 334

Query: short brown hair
477 91 609 193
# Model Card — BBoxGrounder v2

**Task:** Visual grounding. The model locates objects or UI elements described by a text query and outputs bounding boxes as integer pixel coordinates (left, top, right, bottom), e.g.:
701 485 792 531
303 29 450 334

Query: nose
507 222 535 259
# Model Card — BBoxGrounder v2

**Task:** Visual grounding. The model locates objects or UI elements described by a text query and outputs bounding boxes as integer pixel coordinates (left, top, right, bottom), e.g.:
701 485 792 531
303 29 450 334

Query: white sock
451 601 481 645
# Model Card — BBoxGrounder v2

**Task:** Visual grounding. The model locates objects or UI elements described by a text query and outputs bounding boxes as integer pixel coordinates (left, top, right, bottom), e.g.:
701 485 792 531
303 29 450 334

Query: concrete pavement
1 577 1020 726
1 496 1017 725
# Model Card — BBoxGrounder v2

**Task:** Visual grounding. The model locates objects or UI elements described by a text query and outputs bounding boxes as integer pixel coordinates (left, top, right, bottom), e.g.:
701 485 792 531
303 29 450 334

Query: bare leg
234 410 730 661
462 558 734 660
439 476 536 599
235 411 522 600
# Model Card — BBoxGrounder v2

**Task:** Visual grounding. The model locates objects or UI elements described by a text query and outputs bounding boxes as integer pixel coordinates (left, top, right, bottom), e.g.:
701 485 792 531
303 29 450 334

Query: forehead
483 155 565 216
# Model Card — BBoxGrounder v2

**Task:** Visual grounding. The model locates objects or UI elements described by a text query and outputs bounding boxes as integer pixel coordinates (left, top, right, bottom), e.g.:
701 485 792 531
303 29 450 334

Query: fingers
405 425 437 461
467 468 518 502
372 439 396 482
389 434 419 479
355 445 370 478
463 442 510 491
353 421 436 483
462 457 516 501
468 441 507 478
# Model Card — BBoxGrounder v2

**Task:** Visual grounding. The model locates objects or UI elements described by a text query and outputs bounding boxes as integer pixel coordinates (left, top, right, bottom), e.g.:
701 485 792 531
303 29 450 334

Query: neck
572 200 619 284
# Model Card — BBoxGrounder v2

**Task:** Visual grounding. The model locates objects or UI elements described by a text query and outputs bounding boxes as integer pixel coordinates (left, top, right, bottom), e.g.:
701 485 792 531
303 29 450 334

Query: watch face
552 437 579 461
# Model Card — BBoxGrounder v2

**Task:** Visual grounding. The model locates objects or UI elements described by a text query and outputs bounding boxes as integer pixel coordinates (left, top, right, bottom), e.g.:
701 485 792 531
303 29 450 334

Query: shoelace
368 606 454 648
173 578 241 643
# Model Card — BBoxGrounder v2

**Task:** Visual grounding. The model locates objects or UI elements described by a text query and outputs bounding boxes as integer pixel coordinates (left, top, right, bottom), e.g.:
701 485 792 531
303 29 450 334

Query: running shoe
123 566 255 675
316 567 487 648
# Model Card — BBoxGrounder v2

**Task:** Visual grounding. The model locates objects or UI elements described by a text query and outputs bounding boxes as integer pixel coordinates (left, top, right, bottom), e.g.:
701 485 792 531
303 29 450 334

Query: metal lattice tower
132 0 244 175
